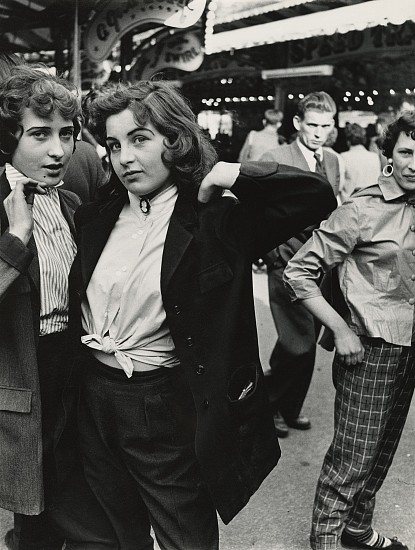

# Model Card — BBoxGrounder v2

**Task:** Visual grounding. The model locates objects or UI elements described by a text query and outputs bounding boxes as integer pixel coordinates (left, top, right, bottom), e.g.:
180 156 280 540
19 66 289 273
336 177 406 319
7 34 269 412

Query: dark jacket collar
79 185 199 291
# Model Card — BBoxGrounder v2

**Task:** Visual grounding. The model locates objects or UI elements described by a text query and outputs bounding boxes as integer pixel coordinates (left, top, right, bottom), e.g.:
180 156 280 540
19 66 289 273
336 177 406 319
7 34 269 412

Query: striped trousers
310 338 415 550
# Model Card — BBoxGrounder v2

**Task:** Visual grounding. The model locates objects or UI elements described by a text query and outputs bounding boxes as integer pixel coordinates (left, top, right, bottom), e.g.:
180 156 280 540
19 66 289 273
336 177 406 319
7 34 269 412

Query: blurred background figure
259 91 340 438
323 127 345 205
340 123 381 203
238 108 284 162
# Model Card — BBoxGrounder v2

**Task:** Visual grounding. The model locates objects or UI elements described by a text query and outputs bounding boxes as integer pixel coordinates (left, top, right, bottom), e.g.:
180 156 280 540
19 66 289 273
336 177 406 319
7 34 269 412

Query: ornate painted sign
85 0 207 63
130 30 203 80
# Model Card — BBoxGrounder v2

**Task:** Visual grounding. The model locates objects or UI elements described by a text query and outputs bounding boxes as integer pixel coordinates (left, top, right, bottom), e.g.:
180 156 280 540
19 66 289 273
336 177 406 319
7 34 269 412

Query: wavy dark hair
381 111 415 159
87 80 217 194
0 65 82 165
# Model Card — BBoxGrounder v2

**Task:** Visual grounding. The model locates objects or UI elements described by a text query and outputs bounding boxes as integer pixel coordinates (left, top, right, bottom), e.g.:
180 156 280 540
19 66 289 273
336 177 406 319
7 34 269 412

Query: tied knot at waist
81 334 134 377
82 333 117 354
101 334 116 354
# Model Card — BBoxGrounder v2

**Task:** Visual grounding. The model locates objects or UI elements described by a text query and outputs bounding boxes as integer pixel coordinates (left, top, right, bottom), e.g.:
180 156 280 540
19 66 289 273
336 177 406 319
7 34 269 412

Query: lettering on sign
289 22 415 66
85 0 206 63
130 31 203 80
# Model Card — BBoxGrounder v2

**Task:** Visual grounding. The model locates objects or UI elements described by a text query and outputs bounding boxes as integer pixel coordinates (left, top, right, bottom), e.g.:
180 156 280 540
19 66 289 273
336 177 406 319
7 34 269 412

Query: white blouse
81 184 180 377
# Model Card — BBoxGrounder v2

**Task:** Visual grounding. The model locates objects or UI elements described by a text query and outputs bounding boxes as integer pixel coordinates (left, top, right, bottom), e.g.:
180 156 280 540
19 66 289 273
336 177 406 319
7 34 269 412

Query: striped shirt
6 164 76 335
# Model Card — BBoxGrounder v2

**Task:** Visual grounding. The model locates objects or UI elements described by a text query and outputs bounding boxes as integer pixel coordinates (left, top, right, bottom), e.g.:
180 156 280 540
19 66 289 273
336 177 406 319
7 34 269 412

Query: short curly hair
0 65 82 165
381 111 415 159
87 80 217 190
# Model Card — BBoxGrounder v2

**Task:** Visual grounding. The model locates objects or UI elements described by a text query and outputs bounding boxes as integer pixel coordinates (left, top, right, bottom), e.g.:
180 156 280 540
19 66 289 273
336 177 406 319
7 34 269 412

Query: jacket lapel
291 141 310 172
80 194 126 288
58 189 80 236
161 190 197 294
322 152 338 191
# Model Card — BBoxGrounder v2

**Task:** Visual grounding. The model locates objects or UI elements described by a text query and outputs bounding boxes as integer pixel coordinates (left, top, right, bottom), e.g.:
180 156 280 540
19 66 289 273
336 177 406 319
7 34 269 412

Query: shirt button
411 225 415 232
138 229 144 235
185 336 194 347
195 365 205 375
202 399 209 409
409 298 415 305
122 266 127 272
411 274 415 281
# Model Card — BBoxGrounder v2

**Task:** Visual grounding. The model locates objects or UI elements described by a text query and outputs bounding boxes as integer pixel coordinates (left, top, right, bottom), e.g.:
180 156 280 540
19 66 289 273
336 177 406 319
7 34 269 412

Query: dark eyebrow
26 125 51 131
106 127 155 141
26 124 74 132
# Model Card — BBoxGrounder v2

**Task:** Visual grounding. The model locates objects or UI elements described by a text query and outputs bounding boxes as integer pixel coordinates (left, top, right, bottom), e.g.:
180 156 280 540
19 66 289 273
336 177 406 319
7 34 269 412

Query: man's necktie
314 152 327 179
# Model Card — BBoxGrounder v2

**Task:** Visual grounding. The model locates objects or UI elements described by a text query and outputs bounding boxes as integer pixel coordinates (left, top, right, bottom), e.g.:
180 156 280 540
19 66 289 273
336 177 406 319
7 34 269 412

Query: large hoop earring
382 163 393 177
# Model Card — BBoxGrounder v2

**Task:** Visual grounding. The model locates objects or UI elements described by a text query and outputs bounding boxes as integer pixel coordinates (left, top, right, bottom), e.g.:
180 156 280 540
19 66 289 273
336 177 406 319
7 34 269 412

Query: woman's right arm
0 180 35 302
300 295 364 366
283 201 365 366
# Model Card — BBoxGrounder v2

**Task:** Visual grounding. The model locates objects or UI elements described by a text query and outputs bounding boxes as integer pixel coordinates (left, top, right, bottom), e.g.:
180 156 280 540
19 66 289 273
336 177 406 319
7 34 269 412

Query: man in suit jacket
260 92 340 438
0 66 116 550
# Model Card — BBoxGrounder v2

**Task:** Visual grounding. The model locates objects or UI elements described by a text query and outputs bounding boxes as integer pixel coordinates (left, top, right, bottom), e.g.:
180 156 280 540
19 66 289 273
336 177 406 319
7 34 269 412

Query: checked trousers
310 338 415 550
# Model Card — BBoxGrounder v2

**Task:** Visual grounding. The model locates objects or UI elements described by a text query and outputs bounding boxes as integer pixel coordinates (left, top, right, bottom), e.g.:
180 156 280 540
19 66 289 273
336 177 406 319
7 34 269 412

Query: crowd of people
0 51 413 550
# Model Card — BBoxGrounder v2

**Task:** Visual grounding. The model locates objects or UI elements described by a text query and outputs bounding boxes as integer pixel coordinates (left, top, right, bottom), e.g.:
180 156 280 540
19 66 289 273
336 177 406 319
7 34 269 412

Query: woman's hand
333 326 365 367
297 295 364 368
4 178 47 245
198 161 241 203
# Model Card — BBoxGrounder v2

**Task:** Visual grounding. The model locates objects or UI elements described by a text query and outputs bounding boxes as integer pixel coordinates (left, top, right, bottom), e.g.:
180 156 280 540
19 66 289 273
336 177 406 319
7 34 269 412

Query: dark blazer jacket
261 141 340 266
68 162 336 524
63 140 107 203
0 172 80 514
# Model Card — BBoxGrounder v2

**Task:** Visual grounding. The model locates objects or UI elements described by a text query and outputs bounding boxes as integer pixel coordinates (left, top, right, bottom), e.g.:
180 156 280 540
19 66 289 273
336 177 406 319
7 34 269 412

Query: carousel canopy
206 0 415 54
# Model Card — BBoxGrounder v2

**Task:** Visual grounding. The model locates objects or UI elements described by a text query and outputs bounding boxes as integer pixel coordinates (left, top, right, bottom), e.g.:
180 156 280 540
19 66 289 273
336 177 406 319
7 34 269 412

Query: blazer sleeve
0 232 33 303
222 161 337 260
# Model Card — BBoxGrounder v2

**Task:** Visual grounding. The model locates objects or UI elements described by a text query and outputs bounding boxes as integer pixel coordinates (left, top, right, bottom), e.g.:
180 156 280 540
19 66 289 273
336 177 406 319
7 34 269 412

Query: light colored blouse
81 184 180 377
284 174 415 346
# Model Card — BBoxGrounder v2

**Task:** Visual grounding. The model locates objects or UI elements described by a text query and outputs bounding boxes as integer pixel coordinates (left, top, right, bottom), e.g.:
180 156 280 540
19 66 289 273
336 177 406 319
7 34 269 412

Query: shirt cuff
283 277 322 303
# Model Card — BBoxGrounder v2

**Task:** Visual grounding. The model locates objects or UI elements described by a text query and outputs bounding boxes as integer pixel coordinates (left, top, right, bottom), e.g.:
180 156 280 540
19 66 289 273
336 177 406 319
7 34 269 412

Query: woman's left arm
198 160 337 257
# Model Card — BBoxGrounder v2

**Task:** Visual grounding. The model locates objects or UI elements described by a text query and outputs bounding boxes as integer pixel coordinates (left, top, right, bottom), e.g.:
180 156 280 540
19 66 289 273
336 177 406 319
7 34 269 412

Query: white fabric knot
101 335 116 354
81 333 135 378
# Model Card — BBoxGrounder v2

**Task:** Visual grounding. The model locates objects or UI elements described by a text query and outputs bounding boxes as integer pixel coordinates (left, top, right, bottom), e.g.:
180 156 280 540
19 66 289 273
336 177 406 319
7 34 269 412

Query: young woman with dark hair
68 80 336 550
284 112 415 550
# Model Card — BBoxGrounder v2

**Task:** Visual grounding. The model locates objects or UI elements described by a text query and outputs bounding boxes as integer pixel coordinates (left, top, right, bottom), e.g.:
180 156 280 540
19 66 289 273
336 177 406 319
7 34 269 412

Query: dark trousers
77 353 219 550
266 264 318 419
13 332 118 550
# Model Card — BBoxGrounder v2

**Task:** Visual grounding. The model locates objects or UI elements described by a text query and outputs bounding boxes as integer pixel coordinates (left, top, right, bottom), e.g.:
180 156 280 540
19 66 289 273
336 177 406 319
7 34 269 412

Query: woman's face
105 108 172 197
392 131 415 192
12 107 74 186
